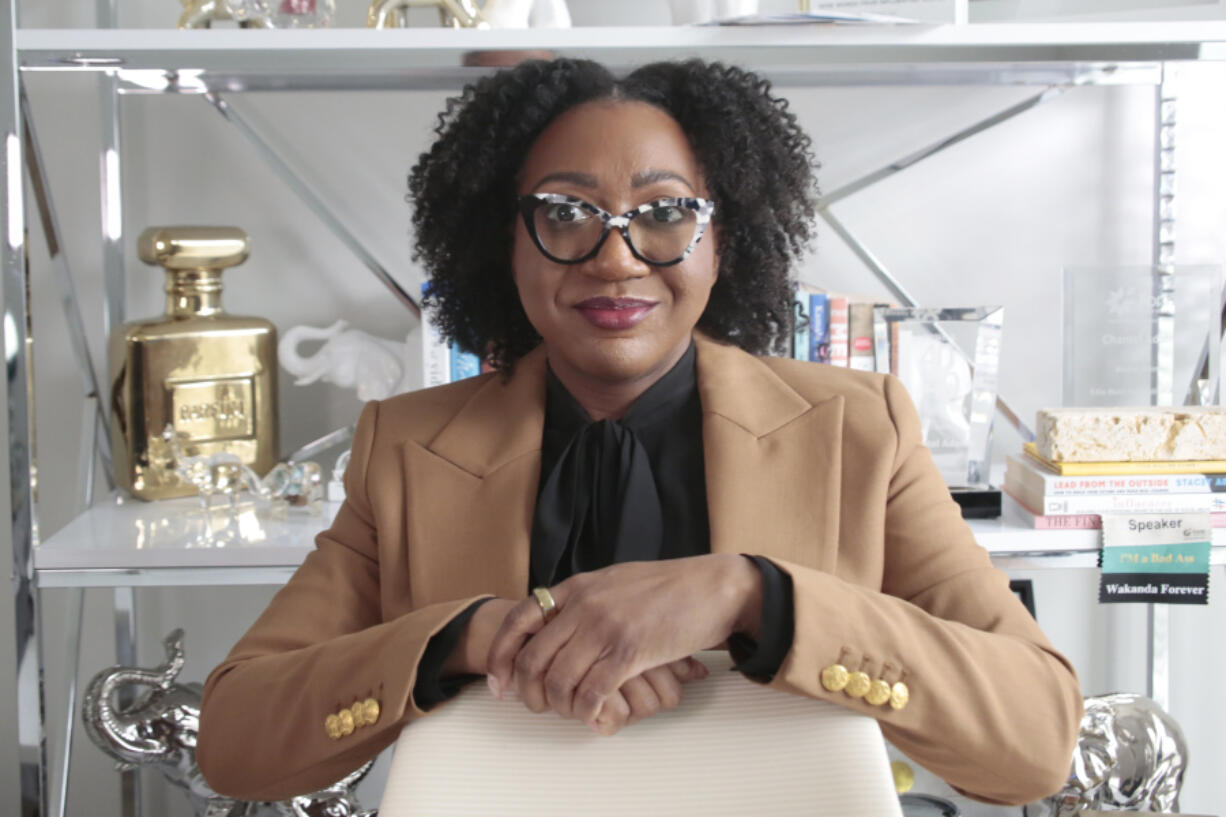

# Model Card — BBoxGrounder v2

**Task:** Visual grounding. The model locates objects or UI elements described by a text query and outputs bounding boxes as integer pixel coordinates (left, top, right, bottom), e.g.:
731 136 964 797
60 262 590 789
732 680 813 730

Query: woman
197 58 1081 806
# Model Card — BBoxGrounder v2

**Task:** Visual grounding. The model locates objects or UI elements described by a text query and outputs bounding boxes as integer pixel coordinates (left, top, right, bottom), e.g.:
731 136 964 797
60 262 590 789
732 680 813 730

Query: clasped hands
463 553 762 736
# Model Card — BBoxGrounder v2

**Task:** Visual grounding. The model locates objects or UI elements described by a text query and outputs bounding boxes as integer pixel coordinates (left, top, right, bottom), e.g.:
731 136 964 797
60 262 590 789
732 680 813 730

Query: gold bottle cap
138 226 250 272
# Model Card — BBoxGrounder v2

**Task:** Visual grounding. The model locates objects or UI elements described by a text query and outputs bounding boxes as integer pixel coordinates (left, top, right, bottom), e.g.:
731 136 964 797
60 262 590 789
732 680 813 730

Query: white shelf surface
33 493 1226 587
34 494 326 587
16 22 1226 78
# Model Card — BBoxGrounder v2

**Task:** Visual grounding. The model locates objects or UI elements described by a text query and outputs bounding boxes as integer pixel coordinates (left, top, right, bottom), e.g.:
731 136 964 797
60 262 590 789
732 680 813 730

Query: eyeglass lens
533 200 701 264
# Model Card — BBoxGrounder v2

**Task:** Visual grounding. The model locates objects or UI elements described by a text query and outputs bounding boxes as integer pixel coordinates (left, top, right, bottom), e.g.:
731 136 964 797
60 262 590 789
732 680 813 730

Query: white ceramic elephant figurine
280 320 414 402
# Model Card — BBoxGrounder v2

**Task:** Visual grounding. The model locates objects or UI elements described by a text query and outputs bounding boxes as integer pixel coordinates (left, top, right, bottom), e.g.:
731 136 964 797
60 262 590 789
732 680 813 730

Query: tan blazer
198 333 1082 805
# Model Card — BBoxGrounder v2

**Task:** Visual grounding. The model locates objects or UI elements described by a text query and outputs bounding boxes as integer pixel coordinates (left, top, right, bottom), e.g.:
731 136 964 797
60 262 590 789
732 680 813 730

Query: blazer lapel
695 334 844 573
402 347 547 606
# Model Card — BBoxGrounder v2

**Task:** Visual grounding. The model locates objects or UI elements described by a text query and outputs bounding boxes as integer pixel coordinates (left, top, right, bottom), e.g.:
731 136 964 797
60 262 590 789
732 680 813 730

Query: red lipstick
574 297 656 330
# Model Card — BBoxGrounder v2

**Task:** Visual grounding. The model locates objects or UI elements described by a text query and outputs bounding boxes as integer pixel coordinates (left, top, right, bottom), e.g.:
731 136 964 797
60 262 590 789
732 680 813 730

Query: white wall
4 2 1226 815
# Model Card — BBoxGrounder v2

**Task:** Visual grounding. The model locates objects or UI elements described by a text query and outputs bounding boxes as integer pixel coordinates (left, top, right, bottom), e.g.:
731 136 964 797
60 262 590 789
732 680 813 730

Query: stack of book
1003 442 1226 530
792 283 890 372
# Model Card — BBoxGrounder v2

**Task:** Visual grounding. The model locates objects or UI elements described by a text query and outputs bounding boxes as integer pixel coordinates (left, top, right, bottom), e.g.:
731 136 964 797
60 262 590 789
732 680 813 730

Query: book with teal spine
791 284 811 360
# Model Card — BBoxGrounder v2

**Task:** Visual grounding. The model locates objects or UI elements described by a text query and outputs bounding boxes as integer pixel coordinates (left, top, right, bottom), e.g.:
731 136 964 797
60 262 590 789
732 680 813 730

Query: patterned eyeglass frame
517 193 716 267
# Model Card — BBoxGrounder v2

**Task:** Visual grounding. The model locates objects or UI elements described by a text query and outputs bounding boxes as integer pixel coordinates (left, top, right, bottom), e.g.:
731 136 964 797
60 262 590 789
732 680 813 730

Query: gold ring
532 586 558 624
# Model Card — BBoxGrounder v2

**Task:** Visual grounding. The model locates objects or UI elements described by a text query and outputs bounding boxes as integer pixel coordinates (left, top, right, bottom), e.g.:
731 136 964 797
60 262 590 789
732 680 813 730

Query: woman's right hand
455 598 708 733
588 656 708 736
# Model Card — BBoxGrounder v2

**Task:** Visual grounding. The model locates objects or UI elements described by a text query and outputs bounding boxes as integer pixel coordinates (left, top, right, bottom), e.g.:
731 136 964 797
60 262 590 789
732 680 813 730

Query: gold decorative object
110 226 279 501
178 0 271 28
891 760 915 794
367 0 488 28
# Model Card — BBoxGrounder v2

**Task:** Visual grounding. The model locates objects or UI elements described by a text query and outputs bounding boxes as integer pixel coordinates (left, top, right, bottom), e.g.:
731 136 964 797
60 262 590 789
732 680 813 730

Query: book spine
449 342 481 382
1028 513 1105 530
889 318 899 376
1018 511 1225 530
421 283 449 388
809 293 829 363
1039 492 1225 515
1009 455 1225 495
792 287 810 361
1024 445 1226 476
872 304 890 374
1006 492 1226 529
848 301 875 372
828 296 849 367
1003 492 1103 529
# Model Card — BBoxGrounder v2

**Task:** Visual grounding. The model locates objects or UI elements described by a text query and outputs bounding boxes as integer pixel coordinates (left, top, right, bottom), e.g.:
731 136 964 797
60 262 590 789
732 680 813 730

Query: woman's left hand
485 553 762 729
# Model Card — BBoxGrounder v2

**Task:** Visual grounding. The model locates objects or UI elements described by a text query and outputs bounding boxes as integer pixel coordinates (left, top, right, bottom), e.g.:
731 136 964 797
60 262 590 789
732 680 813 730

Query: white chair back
380 650 904 817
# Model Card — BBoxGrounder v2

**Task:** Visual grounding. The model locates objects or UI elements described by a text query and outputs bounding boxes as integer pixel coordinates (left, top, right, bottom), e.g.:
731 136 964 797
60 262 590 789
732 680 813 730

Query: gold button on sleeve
350 701 366 728
362 698 380 726
338 708 355 736
865 679 892 706
890 681 910 711
324 714 342 740
820 664 849 692
844 671 871 699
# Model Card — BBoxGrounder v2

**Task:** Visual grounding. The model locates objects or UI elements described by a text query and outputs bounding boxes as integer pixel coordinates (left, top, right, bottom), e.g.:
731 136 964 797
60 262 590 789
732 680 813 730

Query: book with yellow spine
1024 443 1226 476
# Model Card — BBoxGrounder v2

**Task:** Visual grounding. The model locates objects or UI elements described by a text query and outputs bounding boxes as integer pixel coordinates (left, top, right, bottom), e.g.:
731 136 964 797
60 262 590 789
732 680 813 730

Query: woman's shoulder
756 354 893 409
754 356 919 453
695 334 905 432
364 372 502 444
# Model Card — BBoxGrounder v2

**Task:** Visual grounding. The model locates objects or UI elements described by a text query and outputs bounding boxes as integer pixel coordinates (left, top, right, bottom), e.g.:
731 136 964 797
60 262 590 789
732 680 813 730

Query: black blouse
414 343 794 708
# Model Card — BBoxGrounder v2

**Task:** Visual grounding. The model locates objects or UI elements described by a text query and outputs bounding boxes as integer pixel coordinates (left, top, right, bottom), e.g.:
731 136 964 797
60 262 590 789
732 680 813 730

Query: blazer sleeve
197 400 491 802
762 374 1083 806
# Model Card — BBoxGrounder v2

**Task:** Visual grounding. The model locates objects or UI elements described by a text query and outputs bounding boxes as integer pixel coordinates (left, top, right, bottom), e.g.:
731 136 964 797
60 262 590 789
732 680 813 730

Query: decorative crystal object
178 0 273 28
271 0 335 27
879 306 1004 489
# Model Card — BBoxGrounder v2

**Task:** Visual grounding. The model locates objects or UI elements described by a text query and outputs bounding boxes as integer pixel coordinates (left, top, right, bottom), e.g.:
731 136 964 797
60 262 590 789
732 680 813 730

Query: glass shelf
34 494 327 587
32 493 1226 587
14 22 1226 93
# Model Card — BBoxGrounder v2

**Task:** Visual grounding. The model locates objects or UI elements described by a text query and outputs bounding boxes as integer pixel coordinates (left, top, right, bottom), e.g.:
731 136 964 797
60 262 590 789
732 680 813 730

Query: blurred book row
791 283 1002 489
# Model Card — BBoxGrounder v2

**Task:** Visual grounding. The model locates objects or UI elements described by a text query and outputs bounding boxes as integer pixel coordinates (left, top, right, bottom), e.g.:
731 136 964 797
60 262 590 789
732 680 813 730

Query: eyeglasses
517 193 716 267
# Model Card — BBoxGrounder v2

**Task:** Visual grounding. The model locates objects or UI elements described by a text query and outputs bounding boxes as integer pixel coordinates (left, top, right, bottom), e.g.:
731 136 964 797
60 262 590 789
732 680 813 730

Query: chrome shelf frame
14 22 1226 74
9 18 1226 817
29 550 1226 588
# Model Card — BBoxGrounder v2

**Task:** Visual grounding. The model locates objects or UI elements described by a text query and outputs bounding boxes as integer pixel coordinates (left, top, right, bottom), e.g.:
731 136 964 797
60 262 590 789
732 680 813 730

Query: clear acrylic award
1063 265 1222 407
879 306 1004 489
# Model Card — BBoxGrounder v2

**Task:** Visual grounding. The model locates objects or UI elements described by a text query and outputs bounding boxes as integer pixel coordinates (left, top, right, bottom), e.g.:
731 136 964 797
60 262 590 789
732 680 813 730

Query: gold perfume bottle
110 226 279 500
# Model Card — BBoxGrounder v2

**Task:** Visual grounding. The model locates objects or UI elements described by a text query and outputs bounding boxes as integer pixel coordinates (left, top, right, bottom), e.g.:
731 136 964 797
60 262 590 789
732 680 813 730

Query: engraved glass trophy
1063 265 1222 407
879 306 1004 489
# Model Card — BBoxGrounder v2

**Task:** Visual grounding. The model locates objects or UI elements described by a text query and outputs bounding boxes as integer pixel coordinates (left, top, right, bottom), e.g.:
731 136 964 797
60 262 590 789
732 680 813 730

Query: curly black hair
409 58 819 371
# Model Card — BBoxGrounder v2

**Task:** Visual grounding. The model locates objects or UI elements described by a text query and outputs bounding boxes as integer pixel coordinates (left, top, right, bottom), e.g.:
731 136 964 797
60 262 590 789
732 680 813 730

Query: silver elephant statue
279 320 413 403
83 629 376 817
1024 692 1187 817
